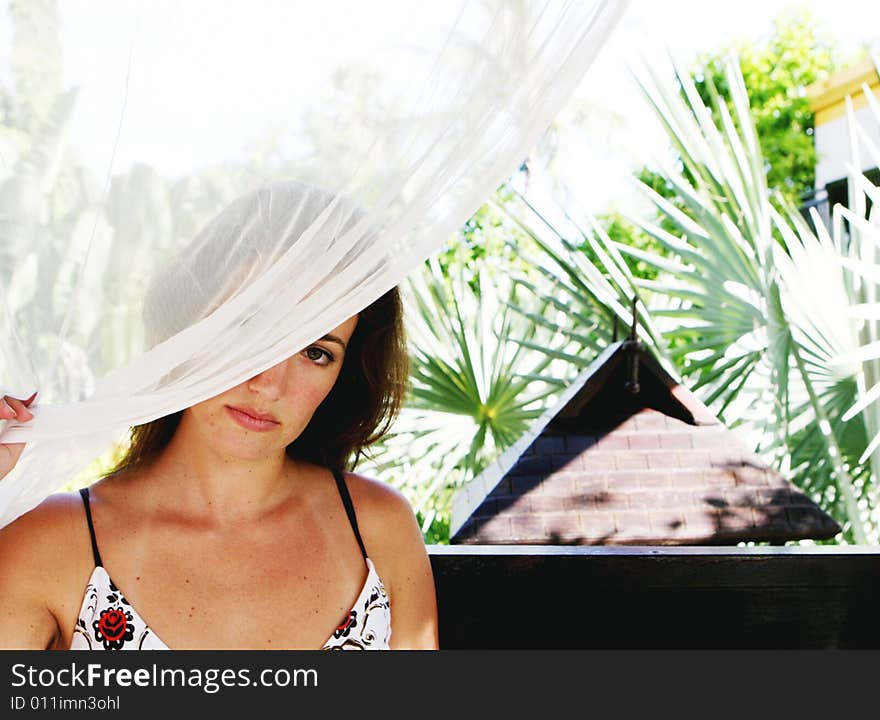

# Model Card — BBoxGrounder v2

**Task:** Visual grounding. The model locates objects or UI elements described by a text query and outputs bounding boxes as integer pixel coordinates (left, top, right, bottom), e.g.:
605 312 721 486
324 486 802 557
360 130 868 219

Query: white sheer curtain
0 0 627 526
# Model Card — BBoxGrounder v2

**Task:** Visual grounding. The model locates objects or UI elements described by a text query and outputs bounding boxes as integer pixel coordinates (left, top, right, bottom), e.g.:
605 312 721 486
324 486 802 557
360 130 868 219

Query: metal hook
623 295 641 394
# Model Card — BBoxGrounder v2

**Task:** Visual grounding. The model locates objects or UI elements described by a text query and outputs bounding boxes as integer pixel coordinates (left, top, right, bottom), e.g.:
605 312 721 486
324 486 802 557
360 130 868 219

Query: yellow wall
807 57 880 126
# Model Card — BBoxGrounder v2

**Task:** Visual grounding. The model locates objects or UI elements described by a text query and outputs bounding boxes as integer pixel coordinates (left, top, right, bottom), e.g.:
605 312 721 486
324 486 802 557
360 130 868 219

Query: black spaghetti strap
78 487 104 568
333 469 368 560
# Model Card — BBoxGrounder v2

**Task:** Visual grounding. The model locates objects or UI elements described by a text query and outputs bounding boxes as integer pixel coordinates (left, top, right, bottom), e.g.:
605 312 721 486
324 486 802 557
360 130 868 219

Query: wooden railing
428 545 880 648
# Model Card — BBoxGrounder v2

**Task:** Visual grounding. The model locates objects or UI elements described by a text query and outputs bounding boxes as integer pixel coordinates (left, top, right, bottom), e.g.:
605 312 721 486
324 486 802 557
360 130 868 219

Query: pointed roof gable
450 341 841 545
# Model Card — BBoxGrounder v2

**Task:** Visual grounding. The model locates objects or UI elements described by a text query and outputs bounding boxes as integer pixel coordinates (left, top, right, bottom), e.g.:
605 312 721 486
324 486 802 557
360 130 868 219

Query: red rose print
99 609 127 641
93 607 135 650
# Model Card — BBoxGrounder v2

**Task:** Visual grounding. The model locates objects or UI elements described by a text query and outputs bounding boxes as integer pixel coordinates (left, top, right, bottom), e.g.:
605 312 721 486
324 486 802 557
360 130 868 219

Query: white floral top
70 473 391 651
70 559 391 650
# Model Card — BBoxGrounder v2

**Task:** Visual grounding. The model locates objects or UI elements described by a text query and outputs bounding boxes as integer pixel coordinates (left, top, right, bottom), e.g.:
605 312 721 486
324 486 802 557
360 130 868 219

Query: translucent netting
0 0 626 526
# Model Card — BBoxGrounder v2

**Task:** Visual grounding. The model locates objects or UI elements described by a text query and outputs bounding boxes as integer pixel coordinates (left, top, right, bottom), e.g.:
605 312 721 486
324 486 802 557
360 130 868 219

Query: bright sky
0 0 878 210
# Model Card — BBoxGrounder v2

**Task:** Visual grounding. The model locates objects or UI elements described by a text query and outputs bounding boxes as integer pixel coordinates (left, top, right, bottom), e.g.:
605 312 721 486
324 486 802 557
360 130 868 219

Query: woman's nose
246 360 289 399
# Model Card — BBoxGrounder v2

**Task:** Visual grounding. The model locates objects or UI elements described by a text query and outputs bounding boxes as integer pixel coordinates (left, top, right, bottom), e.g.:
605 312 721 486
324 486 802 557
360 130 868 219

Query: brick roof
451 341 841 545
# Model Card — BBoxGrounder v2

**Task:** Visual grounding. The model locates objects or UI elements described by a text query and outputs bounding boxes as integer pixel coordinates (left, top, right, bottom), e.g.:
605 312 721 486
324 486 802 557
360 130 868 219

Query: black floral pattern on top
72 473 391 650
333 610 358 639
105 580 130 608
71 560 391 651
323 568 391 650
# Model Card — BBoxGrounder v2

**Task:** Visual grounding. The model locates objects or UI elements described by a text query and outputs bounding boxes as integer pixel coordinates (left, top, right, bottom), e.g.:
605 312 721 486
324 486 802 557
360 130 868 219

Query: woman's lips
225 405 281 432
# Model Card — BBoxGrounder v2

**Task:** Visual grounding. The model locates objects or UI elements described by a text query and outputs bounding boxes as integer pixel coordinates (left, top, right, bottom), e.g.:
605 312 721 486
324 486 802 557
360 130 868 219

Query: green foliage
438 197 507 275
502 40 880 543
416 487 454 545
599 14 845 437
366 248 568 542
632 56 877 543
515 54 880 543
691 11 837 204
636 11 838 230
596 212 662 282
434 185 545 290
363 189 582 542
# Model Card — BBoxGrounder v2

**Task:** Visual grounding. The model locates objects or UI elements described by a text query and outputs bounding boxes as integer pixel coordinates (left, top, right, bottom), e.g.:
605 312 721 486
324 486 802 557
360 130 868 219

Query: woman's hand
0 391 66 650
0 393 36 481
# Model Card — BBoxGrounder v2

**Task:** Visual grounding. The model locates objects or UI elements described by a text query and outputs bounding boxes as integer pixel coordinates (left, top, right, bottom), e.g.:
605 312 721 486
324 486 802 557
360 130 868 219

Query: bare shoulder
342 472 416 527
342 472 439 649
0 491 87 565
0 491 92 588
341 471 424 561
0 491 93 648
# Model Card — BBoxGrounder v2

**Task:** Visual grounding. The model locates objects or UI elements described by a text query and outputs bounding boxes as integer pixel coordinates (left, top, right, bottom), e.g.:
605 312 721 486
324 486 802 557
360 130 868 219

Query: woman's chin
209 432 289 463
180 407 297 463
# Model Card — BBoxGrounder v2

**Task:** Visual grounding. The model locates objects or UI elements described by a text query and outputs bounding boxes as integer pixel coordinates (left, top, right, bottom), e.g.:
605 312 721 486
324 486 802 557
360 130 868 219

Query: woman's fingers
2 395 35 423
0 395 33 480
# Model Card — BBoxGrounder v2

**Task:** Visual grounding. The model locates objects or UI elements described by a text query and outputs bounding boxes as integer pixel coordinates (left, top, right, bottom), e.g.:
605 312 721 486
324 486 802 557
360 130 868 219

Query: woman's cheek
286 375 338 431
300 384 334 420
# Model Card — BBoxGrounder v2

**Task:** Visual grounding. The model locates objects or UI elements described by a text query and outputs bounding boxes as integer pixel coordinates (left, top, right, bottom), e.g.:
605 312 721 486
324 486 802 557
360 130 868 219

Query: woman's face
181 315 359 461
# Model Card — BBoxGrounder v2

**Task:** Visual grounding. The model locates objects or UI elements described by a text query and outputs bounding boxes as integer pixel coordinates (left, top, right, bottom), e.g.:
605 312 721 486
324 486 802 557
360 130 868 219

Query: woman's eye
304 346 333 365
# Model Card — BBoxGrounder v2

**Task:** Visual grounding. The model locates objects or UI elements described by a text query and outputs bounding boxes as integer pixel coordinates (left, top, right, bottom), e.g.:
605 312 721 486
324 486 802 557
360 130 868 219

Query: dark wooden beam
428 545 880 649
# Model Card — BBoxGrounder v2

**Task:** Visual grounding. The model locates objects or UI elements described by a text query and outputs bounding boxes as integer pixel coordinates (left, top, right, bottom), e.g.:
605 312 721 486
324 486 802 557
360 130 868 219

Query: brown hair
107 287 408 476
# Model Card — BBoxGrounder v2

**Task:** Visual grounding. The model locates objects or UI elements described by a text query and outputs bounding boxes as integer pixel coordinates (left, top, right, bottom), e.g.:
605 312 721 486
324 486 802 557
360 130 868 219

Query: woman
0 183 439 650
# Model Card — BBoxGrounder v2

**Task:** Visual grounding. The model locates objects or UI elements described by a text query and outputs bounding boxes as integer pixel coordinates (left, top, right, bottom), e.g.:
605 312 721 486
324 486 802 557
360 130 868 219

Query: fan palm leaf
365 254 570 534
508 56 880 541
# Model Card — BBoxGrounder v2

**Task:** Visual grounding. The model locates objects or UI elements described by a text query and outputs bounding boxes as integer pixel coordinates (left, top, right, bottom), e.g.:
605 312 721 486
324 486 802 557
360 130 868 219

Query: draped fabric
0 0 627 526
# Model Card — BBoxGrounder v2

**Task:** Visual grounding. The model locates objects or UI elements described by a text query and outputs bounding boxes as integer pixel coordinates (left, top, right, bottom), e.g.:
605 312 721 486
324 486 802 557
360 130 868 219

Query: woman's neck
144 418 297 525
